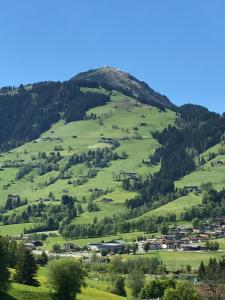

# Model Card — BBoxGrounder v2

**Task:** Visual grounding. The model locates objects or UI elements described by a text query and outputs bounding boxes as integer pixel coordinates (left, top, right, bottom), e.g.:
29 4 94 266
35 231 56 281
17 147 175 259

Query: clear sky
0 0 224 113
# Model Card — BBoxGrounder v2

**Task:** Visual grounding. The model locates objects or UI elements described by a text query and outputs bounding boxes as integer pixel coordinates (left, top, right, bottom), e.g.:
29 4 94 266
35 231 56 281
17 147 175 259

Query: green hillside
131 142 225 222
0 89 176 231
176 145 225 191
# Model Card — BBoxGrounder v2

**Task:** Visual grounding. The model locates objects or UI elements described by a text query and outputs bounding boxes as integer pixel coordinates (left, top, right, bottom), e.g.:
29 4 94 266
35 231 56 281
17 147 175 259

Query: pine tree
198 261 206 280
0 237 10 292
112 275 127 297
14 244 38 285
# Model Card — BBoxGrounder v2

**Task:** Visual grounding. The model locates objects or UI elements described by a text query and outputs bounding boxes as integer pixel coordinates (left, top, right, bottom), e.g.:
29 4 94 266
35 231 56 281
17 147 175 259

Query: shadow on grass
0 292 16 300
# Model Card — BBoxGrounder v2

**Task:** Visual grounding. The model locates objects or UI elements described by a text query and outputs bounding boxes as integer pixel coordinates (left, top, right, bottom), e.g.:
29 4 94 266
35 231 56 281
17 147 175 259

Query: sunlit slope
133 142 225 222
176 143 225 190
0 89 176 221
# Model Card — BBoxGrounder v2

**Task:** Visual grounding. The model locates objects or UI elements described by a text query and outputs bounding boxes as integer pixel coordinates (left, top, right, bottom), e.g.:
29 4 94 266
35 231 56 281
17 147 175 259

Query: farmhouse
184 186 201 193
211 160 224 167
101 197 113 203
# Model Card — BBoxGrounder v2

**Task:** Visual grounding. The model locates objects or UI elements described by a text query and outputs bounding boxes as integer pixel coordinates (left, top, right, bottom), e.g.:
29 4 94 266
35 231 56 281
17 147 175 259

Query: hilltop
0 67 174 152
73 66 174 109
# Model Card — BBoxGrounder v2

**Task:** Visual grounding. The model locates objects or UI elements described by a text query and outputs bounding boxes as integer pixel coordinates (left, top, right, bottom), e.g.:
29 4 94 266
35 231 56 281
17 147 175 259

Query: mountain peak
72 67 175 109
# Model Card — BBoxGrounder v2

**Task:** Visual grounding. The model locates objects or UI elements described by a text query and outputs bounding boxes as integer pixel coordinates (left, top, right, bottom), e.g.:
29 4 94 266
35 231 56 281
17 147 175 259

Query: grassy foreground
4 285 125 300
1 266 125 300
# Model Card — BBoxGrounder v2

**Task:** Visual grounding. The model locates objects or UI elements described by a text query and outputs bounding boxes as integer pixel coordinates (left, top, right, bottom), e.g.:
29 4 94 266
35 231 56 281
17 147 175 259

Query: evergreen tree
111 275 127 297
127 269 145 297
143 242 150 253
0 236 10 292
14 244 38 285
198 261 206 280
8 240 18 268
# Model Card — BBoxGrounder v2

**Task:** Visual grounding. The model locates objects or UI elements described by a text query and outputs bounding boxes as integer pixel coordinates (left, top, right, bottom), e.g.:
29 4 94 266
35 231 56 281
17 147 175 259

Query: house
101 198 113 203
88 243 103 251
180 244 204 251
184 186 201 193
211 160 224 167
148 242 161 250
126 172 140 180
161 241 176 249
99 242 123 253
88 240 125 253
110 240 126 245
25 243 36 251
30 240 43 247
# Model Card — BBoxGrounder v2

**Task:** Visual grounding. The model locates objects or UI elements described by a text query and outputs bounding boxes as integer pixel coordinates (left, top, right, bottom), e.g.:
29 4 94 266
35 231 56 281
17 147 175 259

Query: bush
48 258 86 300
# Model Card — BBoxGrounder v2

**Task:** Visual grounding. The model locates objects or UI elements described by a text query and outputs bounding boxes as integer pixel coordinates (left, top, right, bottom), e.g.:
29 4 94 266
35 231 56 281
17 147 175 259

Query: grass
134 193 202 221
6 285 125 300
128 250 225 271
0 223 35 236
4 264 125 300
176 152 225 191
199 238 225 250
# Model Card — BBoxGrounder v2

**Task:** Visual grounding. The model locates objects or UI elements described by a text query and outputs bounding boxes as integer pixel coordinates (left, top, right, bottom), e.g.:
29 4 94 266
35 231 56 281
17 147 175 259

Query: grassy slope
3 265 125 300
176 150 225 191
0 89 176 232
136 194 202 220
0 223 35 236
128 142 225 223
6 285 124 300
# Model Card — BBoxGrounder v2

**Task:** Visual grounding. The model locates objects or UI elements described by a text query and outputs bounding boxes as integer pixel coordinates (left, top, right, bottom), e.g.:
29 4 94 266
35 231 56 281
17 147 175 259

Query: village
7 218 225 257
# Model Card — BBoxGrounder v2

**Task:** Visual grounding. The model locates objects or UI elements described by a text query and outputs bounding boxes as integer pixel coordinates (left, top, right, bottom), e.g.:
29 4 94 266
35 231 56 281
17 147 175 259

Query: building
88 240 125 253
179 244 204 251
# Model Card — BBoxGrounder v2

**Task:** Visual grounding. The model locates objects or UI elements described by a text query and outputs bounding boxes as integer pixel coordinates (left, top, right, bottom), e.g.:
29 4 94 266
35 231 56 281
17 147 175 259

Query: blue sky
0 0 224 113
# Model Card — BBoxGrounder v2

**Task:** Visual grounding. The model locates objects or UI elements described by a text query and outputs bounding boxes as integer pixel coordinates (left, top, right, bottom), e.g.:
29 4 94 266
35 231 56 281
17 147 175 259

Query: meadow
136 250 225 271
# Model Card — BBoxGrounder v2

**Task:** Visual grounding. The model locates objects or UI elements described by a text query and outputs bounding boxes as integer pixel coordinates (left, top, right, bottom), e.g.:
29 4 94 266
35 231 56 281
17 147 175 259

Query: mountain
0 67 174 152
0 67 224 238
72 66 175 109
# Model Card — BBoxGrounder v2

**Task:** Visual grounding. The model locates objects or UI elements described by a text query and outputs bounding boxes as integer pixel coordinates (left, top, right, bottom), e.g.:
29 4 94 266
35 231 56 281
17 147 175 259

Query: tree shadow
0 292 16 300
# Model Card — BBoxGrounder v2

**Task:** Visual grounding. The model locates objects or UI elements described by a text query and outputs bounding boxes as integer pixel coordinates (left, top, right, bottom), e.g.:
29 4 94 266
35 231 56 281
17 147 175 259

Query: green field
129 250 225 271
0 223 35 236
134 193 202 221
176 151 225 191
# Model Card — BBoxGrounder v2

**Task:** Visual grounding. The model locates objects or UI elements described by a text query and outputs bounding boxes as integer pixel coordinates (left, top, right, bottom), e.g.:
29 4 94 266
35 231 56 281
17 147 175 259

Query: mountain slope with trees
0 67 224 237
